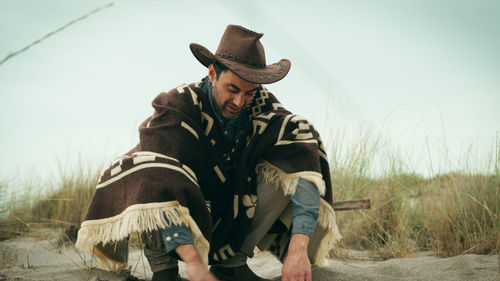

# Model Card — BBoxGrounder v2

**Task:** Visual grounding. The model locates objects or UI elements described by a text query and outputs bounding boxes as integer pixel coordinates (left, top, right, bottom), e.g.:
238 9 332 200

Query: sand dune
0 231 498 281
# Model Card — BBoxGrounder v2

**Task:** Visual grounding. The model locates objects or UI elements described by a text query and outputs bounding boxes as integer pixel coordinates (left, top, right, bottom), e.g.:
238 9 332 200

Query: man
76 25 341 281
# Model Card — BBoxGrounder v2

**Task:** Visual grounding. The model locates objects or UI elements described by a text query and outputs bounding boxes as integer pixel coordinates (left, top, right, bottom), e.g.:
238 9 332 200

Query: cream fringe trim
256 160 326 196
313 199 342 266
76 201 209 272
256 160 342 266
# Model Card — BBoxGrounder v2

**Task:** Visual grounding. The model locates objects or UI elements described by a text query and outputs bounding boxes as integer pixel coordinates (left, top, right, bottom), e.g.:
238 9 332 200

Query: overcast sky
1 0 499 186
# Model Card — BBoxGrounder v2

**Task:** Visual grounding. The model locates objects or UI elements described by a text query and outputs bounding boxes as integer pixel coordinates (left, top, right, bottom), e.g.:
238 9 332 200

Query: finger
306 271 312 281
282 268 291 281
297 271 310 281
301 270 309 281
282 272 292 281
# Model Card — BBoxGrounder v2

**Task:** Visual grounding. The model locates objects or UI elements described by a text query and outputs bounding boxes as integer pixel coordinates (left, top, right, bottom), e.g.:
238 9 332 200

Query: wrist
288 233 310 254
175 244 203 265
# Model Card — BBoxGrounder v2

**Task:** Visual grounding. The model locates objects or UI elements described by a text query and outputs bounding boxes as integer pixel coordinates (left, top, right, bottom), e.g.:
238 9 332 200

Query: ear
208 64 216 83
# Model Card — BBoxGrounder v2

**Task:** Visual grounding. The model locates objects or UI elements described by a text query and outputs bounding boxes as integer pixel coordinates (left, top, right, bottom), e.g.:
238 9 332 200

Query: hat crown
215 25 266 68
189 24 291 84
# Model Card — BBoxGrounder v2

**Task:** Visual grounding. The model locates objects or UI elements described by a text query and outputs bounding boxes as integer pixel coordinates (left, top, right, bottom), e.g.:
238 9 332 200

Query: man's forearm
290 178 320 237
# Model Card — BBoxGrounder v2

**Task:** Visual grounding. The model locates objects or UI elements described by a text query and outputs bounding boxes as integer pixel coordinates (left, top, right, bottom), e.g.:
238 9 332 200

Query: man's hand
175 244 218 281
282 234 312 281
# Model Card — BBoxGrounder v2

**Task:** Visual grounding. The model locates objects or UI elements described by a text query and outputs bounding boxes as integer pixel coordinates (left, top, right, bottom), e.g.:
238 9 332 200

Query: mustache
225 102 241 109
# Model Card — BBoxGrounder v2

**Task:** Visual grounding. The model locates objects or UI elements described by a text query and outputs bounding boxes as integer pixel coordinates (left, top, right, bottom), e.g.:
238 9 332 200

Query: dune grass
0 133 498 260
332 172 498 258
329 130 499 258
0 165 98 242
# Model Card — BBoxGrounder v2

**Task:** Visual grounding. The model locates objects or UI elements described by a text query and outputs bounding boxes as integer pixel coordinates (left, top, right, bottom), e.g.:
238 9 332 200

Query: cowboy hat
190 25 291 84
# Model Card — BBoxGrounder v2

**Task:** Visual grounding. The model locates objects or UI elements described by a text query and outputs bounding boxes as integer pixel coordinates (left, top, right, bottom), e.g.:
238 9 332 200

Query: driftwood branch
333 199 371 211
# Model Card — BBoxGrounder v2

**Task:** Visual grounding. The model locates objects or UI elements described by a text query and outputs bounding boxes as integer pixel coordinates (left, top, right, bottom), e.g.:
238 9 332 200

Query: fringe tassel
256 161 326 196
76 201 209 271
313 199 342 266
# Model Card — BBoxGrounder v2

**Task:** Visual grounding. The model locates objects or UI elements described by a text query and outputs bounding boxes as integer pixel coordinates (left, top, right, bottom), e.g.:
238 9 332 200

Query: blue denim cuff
160 224 195 253
292 215 319 237
290 178 320 237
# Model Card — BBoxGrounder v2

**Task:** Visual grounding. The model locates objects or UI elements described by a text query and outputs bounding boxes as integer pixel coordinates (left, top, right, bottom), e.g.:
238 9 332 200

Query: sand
0 230 498 281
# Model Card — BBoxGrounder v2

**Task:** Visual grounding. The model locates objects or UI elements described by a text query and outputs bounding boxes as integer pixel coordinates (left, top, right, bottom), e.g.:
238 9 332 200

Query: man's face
208 64 259 120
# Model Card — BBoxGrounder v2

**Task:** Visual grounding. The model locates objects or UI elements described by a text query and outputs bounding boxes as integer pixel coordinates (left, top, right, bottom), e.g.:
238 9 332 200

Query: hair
213 61 228 80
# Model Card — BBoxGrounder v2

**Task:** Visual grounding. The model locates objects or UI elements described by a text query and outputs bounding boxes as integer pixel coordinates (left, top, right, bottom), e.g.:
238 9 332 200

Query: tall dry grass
329 129 499 258
333 172 498 258
0 131 498 259
0 165 98 241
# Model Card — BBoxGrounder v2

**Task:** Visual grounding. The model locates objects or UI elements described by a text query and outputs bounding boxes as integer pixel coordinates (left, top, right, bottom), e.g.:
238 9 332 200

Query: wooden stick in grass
333 199 371 211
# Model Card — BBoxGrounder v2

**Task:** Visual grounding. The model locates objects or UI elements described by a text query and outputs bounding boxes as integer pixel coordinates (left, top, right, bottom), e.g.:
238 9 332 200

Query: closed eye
228 85 240 94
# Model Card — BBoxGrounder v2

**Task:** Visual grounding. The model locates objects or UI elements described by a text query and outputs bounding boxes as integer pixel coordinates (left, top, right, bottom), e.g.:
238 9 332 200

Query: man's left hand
282 233 312 281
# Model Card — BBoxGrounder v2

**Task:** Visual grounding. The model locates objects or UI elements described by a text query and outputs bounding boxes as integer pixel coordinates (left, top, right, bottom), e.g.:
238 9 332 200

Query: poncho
76 79 341 272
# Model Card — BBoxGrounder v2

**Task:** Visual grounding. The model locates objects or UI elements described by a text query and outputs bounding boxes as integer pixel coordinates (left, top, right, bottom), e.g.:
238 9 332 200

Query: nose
232 93 244 108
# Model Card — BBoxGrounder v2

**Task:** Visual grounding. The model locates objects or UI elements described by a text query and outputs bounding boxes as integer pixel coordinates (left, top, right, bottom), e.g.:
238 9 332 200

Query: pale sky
1 0 499 185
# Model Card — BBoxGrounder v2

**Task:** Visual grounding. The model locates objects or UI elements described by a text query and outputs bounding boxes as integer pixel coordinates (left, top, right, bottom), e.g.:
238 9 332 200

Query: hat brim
190 43 291 84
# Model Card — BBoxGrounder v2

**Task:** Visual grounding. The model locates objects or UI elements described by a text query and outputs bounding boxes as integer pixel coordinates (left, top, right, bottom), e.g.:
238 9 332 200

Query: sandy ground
0 230 498 281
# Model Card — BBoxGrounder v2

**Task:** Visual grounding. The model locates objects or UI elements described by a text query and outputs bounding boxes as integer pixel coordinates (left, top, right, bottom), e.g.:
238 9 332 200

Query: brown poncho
76 80 340 271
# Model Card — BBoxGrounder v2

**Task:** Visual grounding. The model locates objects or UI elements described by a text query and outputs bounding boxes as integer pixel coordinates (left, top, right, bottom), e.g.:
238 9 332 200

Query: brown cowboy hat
190 25 291 84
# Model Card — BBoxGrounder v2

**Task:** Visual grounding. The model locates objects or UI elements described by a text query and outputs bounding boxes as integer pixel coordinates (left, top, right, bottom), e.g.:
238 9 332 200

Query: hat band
215 52 266 68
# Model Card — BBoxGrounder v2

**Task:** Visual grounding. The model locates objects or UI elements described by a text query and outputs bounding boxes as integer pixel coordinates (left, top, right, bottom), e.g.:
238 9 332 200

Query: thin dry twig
0 3 114 66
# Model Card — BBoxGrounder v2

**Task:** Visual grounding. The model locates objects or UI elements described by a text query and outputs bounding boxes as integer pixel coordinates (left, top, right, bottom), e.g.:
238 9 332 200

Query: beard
211 83 241 120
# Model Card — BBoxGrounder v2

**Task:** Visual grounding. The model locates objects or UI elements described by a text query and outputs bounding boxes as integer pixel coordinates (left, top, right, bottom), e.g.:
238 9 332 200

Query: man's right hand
175 244 218 281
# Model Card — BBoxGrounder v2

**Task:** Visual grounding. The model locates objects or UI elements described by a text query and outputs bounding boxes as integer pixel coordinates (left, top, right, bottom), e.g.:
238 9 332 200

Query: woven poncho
76 79 341 271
